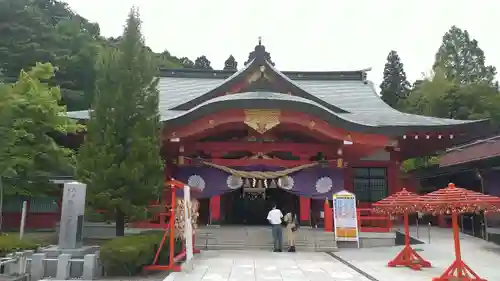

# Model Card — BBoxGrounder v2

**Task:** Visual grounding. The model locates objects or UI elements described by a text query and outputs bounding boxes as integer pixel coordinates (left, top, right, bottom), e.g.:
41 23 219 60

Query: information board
332 190 359 247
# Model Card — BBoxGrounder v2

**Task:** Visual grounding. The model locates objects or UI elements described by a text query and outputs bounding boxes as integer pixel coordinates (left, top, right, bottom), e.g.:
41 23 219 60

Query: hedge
0 234 47 257
100 232 183 276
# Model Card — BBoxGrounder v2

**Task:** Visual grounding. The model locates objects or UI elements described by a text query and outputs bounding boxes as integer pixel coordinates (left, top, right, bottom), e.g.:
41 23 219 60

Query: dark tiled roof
67 75 484 130
440 135 500 167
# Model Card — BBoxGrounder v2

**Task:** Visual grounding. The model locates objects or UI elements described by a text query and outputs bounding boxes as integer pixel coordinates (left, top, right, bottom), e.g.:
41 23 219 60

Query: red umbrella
420 183 500 281
373 188 431 270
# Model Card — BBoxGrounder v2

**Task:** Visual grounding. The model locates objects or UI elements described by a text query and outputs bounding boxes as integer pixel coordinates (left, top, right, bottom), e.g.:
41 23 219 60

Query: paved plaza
164 226 500 281
334 226 500 281
165 250 372 281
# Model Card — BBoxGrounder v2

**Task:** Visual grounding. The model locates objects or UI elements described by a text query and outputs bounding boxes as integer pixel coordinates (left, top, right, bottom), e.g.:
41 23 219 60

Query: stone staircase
195 226 337 252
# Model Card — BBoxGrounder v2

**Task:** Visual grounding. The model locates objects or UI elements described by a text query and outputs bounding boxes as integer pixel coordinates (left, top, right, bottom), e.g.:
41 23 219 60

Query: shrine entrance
221 188 299 225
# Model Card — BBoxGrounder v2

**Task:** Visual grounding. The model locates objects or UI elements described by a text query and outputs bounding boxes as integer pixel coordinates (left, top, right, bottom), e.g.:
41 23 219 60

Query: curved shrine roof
67 42 488 136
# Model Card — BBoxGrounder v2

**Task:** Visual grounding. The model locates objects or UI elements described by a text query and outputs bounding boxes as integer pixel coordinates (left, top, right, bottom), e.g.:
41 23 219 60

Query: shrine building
67 40 489 227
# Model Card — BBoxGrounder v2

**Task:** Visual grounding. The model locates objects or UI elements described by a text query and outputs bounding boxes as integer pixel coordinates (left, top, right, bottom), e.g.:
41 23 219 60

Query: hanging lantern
263 179 268 188
252 178 257 188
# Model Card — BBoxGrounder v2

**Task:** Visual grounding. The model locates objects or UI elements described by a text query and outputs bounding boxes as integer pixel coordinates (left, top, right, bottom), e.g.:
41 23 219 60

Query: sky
65 0 500 87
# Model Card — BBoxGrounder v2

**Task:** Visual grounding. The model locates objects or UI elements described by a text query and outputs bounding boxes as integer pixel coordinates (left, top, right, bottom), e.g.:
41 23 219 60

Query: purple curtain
174 165 344 199
482 170 500 196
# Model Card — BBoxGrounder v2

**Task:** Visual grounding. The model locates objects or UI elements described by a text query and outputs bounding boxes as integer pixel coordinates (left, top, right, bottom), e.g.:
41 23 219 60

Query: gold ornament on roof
244 109 281 134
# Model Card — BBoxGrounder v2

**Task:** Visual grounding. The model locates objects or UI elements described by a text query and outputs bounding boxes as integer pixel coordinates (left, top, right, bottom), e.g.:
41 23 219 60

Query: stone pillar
299 196 310 226
210 195 221 224
58 181 86 249
83 254 98 280
56 254 71 280
31 253 47 281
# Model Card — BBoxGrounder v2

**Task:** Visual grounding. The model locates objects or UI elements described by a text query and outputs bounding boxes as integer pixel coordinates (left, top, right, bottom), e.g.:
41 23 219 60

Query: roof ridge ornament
244 36 275 66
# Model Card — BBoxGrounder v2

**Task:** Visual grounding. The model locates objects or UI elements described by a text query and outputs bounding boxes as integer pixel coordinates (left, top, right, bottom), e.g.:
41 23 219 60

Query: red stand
432 213 486 281
143 179 200 272
388 214 431 270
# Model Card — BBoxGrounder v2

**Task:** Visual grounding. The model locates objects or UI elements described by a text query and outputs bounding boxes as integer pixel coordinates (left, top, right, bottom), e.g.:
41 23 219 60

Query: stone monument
59 181 86 249
41 181 99 257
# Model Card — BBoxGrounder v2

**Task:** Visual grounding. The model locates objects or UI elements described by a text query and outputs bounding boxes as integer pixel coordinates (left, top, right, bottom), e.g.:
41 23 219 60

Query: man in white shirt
267 204 283 252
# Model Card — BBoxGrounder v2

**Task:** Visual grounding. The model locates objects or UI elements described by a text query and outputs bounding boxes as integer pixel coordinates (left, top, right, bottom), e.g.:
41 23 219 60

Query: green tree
77 8 164 236
194 55 213 70
434 25 497 85
404 67 500 122
223 55 238 70
0 62 78 196
0 0 102 111
179 57 195 68
380 50 411 108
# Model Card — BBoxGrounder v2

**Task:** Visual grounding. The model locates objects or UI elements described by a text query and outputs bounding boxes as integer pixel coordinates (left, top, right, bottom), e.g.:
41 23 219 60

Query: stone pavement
165 250 372 281
334 226 500 281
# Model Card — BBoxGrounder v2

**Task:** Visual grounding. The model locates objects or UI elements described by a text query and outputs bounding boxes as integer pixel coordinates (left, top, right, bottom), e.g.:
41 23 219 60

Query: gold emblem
244 109 281 134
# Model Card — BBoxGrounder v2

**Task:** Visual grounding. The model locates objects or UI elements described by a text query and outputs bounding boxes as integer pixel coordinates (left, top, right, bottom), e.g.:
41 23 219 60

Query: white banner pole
183 184 194 262
19 201 27 240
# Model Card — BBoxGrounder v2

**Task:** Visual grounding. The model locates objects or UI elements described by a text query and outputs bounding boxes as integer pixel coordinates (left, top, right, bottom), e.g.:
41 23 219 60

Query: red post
324 199 332 232
404 213 410 247
387 213 431 270
299 196 310 224
209 195 221 224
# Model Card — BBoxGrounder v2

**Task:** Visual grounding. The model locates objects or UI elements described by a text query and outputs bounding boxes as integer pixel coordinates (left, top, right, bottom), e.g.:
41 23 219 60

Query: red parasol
373 188 431 270
420 183 500 281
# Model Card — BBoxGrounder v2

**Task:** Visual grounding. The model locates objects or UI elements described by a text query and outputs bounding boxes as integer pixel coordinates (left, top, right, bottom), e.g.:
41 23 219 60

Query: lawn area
4 231 57 245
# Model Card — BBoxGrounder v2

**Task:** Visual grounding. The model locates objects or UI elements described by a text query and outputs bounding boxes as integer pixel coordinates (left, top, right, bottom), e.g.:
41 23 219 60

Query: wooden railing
357 208 392 232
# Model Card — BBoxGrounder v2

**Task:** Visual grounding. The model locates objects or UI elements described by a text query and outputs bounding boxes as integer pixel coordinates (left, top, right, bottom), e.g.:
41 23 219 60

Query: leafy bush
0 234 47 257
100 232 183 276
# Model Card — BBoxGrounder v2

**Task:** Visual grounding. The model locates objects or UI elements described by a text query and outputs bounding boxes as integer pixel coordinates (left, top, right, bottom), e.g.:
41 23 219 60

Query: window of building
352 167 388 202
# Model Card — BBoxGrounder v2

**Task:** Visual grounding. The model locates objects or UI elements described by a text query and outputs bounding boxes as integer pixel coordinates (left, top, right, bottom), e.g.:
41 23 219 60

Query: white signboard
332 190 360 247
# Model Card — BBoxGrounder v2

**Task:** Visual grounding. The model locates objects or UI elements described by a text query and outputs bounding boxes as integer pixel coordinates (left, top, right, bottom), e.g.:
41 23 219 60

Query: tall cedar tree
380 50 410 109
194 55 213 69
77 8 164 236
434 26 497 85
223 55 238 70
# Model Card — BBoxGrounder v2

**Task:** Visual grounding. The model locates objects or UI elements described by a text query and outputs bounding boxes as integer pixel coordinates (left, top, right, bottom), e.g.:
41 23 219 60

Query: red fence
356 208 392 232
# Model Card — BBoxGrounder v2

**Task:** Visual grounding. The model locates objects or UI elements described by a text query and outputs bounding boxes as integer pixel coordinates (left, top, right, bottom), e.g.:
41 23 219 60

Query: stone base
0 275 29 281
39 245 100 258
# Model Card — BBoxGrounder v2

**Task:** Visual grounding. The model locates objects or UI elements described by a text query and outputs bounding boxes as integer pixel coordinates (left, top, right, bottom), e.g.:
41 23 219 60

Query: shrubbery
100 232 183 276
0 234 47 257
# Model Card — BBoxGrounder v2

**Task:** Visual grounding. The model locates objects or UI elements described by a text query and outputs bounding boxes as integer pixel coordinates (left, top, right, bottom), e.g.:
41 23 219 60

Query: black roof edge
165 97 489 137
158 68 367 81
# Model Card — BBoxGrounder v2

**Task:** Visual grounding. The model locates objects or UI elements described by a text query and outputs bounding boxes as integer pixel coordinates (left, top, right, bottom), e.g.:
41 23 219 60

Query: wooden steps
194 226 338 252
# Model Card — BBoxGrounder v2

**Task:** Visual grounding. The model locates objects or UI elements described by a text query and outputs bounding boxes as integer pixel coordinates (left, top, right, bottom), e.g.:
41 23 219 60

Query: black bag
291 226 298 232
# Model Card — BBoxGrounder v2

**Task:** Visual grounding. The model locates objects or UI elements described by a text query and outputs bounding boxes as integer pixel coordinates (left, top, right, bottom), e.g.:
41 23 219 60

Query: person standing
267 204 283 252
283 209 298 252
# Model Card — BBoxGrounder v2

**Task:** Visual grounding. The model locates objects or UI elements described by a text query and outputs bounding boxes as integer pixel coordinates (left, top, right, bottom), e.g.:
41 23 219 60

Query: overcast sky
65 0 499 87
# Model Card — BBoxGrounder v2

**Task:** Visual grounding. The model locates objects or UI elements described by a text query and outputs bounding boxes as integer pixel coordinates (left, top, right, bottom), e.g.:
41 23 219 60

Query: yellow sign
333 190 359 247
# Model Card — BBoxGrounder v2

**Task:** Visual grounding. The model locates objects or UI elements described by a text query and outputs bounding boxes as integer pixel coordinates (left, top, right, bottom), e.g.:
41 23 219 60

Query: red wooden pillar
299 196 310 226
387 161 398 195
323 199 333 232
344 165 353 192
210 196 221 224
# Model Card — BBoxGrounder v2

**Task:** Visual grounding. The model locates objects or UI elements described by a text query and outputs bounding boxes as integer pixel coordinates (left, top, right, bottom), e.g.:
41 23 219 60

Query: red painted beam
188 142 336 155
187 158 322 168
164 109 395 147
